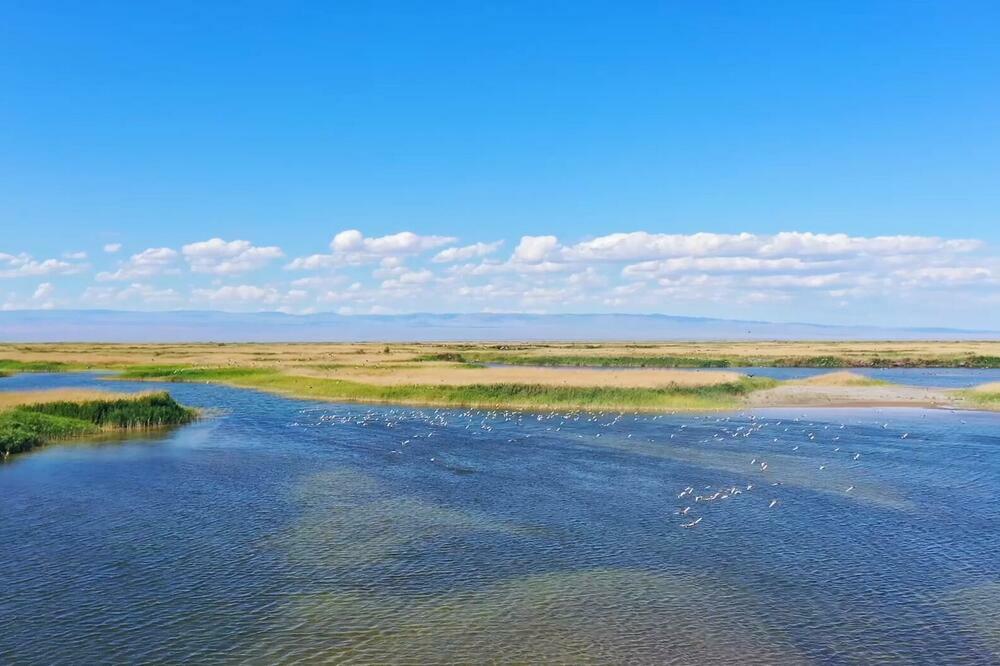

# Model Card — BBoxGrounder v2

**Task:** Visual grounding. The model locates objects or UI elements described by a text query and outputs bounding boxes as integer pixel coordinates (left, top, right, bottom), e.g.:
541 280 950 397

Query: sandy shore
746 383 957 409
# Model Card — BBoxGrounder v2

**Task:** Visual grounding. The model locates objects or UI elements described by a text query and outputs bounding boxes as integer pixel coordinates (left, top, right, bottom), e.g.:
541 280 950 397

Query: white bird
768 499 779 509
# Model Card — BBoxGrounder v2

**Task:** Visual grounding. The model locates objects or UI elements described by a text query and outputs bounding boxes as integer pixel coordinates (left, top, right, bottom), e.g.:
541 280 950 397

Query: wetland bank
3 341 1000 412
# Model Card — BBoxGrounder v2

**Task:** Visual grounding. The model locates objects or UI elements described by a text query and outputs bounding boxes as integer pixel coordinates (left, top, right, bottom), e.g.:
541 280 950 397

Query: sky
2 2 999 327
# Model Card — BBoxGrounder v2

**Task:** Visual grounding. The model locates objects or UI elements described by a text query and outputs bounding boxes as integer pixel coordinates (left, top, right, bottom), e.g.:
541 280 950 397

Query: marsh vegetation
0 391 196 459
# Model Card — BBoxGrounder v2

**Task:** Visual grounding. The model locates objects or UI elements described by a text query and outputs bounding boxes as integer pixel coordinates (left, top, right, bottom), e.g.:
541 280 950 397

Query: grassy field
1 391 197 459
2 341 997 412
418 349 1000 369
3 340 1000 370
118 365 777 411
956 383 1000 410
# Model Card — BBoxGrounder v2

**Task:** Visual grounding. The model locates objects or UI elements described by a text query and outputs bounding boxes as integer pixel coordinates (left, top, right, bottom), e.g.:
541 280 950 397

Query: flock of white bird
293 405 914 532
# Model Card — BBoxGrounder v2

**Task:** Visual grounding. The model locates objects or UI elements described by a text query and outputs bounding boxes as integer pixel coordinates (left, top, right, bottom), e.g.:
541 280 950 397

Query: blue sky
2 2 999 327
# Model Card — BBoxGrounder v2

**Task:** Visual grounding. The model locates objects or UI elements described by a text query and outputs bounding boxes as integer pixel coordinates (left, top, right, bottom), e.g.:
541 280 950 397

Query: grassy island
0 391 197 459
117 365 777 411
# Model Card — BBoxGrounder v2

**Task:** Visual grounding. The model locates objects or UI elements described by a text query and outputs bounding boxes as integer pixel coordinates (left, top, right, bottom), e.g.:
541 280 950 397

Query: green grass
0 410 99 456
119 365 267 381
840 377 890 386
1 392 197 459
415 352 1000 369
417 353 734 368
0 358 74 373
956 389 1000 409
117 365 777 411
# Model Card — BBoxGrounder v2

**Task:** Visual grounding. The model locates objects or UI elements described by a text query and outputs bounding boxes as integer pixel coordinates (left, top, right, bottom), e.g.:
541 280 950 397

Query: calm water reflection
1 373 998 663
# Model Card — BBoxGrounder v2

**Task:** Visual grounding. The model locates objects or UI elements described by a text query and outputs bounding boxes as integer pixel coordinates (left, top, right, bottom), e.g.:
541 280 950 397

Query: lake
488 362 1000 388
1 373 998 663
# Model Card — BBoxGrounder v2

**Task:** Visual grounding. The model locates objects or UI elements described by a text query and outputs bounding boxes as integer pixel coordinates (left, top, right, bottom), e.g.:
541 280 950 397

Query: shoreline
3 342 999 413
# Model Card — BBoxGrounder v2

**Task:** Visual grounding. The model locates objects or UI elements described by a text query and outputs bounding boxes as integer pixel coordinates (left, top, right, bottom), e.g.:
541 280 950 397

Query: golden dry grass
970 382 1000 393
787 371 886 386
294 364 742 388
3 340 1000 370
0 388 147 410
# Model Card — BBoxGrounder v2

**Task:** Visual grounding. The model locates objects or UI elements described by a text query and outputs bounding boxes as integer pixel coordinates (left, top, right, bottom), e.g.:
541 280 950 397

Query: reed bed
1 392 196 459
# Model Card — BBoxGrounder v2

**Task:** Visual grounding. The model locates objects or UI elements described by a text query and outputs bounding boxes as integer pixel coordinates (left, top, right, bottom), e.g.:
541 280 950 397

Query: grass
417 352 734 368
415 352 1000 369
0 358 74 373
1 392 197 459
118 365 778 411
957 383 1000 410
793 371 891 387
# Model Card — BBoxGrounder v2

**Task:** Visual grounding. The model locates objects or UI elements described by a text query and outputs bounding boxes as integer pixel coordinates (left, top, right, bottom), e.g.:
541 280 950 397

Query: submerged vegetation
119 365 778 411
0 392 197 459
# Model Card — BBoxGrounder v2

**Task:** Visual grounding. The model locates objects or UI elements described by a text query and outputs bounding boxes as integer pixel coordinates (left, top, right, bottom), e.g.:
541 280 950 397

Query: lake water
2 373 999 664
488 362 1000 388
722 366 1000 387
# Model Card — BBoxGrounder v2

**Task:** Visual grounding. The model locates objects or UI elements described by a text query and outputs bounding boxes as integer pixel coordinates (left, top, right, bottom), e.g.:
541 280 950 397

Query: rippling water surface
2 373 999 664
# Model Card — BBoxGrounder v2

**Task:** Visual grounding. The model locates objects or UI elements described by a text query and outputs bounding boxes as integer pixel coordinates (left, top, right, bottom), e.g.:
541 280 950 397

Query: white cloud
83 282 181 305
564 232 758 262
3 228 996 321
0 253 86 278
182 238 284 275
622 256 835 279
432 241 504 263
192 284 284 304
331 229 365 252
892 266 995 286
287 229 457 270
97 247 178 281
103 243 123 254
381 269 436 291
351 230 456 255
559 231 980 262
757 232 981 257
33 282 55 300
63 251 88 260
285 253 340 270
448 259 571 277
512 235 560 264
290 275 348 289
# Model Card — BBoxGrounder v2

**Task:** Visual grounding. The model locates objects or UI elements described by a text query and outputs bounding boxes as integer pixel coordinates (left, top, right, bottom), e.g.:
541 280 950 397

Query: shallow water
722 366 1000 387
487 362 1000 388
2 373 999 664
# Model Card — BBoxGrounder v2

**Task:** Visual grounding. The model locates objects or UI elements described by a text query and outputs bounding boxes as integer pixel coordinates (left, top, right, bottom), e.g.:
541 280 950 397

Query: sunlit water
488 362 1000 387
2 373 999 664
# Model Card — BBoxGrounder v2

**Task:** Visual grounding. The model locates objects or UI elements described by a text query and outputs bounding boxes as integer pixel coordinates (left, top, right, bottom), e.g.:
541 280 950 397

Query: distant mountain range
0 310 997 342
